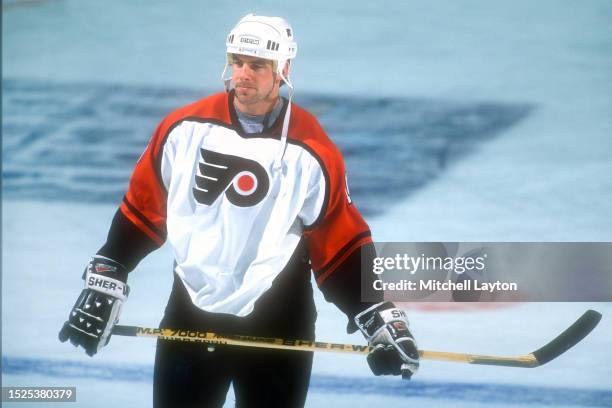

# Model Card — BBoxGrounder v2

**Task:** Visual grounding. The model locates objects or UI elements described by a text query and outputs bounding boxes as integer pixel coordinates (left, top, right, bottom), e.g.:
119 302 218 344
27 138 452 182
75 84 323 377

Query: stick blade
531 309 602 366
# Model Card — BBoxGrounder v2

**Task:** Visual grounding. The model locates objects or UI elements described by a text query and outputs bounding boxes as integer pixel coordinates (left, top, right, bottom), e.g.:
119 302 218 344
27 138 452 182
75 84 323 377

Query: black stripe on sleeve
121 196 167 241
315 230 372 278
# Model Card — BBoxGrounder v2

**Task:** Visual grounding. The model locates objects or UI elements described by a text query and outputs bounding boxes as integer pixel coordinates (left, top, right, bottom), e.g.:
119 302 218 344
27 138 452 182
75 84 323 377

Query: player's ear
275 61 290 87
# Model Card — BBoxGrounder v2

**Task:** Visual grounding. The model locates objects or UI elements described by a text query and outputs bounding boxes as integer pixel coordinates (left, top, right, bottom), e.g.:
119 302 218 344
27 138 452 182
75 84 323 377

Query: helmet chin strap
222 57 293 172
273 63 294 171
223 14 298 172
221 62 232 92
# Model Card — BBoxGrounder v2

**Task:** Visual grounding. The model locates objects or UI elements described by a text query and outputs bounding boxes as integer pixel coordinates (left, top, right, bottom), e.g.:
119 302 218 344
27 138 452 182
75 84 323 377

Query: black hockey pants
154 245 317 408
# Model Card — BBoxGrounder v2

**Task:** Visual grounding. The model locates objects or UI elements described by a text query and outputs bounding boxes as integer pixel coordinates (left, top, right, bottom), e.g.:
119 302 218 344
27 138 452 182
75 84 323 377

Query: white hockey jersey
120 92 372 316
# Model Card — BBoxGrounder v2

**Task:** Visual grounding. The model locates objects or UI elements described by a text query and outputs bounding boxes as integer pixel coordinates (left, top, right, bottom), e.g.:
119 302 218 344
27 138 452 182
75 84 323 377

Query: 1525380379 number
2 387 76 402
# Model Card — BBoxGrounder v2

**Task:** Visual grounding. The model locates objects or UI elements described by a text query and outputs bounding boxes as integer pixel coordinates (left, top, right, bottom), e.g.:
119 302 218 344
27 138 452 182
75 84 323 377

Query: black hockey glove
355 301 420 379
59 256 129 356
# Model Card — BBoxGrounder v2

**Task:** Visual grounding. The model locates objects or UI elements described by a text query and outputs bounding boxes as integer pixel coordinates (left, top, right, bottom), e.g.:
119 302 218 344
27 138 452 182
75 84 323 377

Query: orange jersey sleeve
120 93 231 245
291 106 373 286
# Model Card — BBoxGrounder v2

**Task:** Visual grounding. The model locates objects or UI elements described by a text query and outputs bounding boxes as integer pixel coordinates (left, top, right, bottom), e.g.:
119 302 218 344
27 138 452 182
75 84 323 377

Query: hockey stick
112 309 601 368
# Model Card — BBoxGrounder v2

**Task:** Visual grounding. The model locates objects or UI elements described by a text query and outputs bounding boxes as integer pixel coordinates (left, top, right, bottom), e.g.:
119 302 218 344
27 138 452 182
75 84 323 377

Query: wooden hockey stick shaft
112 309 601 368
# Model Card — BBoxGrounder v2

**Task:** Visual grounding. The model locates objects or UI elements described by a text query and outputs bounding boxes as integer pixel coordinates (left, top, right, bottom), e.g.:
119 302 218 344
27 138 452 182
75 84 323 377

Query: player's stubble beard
234 74 279 112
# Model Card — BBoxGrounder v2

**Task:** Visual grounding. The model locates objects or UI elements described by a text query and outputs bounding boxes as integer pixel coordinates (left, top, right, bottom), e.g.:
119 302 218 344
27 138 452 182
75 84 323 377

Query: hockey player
59 14 419 407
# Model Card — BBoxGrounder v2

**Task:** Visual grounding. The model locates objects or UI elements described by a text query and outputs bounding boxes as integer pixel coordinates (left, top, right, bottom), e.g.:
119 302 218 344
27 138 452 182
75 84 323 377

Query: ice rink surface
3 0 612 406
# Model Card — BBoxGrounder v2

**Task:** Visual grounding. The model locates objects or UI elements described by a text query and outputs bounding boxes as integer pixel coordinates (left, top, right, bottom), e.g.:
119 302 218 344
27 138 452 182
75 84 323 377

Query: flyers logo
193 149 269 207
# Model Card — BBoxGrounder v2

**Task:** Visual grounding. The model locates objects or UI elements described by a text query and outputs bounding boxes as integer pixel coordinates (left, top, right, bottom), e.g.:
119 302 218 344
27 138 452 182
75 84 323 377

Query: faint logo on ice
2 79 532 212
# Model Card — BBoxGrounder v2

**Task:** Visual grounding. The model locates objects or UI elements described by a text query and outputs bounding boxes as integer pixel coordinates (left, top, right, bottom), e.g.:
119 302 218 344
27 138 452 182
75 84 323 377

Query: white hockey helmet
222 14 297 89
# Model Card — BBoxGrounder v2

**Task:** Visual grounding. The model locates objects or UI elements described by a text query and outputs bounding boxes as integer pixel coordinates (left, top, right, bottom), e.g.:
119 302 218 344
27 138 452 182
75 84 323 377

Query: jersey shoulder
289 103 343 169
161 92 231 129
145 92 231 157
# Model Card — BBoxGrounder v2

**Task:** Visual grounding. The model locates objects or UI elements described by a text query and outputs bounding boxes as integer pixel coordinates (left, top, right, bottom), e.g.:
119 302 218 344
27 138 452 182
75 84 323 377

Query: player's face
231 54 281 114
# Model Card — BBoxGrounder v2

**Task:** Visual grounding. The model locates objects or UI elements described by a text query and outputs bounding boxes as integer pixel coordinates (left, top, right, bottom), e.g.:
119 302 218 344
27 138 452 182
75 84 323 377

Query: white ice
3 0 612 407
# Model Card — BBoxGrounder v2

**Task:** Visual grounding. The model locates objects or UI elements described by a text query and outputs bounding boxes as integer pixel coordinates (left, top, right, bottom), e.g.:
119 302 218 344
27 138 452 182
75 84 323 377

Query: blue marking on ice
3 356 611 407
1 79 531 217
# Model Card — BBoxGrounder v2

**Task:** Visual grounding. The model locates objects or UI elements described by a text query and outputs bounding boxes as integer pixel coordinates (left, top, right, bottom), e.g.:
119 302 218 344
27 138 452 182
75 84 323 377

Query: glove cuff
354 301 393 337
84 256 129 301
